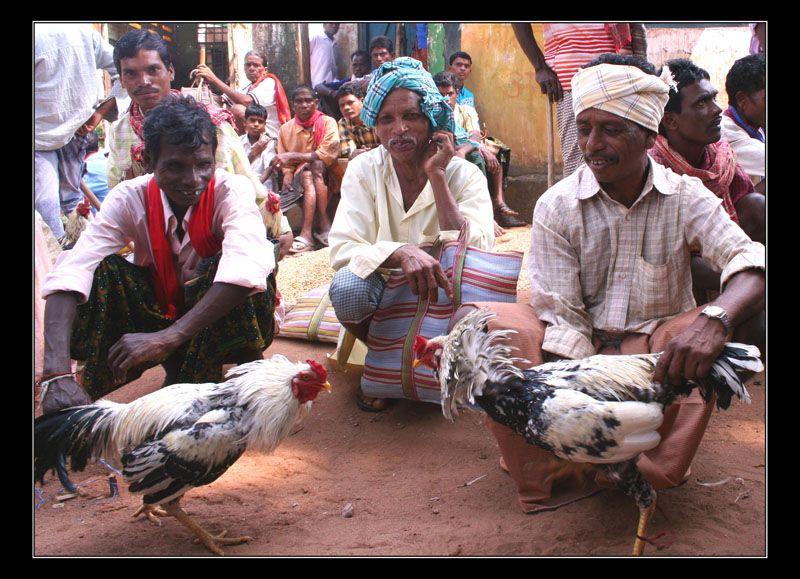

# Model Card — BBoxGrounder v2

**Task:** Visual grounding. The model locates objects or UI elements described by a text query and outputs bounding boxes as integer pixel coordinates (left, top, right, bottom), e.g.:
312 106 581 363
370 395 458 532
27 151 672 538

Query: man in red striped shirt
513 23 647 178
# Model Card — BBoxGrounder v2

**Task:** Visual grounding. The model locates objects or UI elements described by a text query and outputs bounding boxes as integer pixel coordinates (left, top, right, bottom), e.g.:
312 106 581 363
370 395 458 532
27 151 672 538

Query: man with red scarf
650 59 765 305
192 49 291 139
269 85 340 253
39 97 278 414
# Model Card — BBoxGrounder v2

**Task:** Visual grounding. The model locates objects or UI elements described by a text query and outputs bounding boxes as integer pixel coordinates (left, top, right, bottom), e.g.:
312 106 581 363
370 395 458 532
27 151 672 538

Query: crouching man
327 57 495 411
40 97 278 413
460 55 765 513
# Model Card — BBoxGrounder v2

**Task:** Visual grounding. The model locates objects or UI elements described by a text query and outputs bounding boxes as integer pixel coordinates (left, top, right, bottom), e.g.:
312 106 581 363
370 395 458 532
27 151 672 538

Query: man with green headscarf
328 58 495 412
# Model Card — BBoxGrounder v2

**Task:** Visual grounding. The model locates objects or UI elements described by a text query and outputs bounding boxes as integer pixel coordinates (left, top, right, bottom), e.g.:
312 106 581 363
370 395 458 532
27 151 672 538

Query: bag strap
307 291 331 341
451 221 471 309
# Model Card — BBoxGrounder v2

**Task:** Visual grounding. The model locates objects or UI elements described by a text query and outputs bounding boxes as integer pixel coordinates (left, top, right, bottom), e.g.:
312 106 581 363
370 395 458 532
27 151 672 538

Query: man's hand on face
390 245 453 304
535 65 563 103
190 64 223 87
478 145 501 174
41 376 93 414
107 330 181 386
652 315 728 387
423 130 455 177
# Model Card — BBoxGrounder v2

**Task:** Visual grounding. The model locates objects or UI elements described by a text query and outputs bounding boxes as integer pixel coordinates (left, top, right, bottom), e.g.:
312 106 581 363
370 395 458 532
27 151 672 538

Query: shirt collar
575 156 675 202
160 188 193 235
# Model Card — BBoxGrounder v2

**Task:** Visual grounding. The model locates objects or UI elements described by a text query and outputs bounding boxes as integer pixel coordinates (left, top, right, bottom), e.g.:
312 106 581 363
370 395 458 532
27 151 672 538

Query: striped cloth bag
361 223 523 403
280 284 342 343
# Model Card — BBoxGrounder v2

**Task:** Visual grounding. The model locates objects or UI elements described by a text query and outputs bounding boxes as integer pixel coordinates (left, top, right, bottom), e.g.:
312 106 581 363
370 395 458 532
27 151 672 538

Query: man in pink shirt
40 97 277 414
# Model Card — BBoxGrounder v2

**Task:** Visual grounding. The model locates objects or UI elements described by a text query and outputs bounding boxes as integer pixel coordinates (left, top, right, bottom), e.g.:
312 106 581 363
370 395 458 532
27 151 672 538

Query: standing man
35 23 122 240
39 97 278 414
192 49 291 139
512 23 647 178
448 51 476 107
310 23 341 88
722 53 766 188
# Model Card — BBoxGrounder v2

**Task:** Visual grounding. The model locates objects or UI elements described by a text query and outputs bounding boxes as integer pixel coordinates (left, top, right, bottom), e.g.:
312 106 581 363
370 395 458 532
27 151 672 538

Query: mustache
388 135 417 147
134 88 159 95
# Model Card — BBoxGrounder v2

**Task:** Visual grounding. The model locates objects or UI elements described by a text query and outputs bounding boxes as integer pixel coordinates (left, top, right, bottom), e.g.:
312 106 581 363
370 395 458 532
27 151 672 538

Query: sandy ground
33 228 766 557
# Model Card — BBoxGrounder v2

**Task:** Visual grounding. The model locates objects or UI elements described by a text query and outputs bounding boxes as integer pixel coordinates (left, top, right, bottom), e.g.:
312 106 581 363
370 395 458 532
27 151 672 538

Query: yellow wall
461 23 559 175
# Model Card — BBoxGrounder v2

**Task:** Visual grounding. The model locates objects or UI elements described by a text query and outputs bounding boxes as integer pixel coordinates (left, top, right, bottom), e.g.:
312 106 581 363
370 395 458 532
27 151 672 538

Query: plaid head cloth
360 57 475 146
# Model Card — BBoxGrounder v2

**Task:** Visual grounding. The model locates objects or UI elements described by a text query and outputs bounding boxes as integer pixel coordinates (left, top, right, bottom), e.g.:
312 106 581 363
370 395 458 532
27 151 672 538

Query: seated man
462 54 764 513
328 57 495 411
448 51 476 107
721 53 765 190
107 30 288 241
39 97 278 414
336 82 379 160
192 49 291 139
434 71 525 230
269 85 340 253
649 58 765 305
315 49 372 120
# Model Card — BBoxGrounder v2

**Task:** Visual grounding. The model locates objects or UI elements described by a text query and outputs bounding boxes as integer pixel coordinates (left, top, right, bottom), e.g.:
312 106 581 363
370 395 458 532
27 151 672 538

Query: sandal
356 386 393 412
290 236 314 254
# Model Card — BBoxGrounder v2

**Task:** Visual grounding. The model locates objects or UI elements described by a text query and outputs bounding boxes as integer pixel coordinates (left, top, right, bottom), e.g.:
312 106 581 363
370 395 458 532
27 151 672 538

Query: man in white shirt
328 57 494 411
40 97 277 414
35 23 123 239
309 23 340 88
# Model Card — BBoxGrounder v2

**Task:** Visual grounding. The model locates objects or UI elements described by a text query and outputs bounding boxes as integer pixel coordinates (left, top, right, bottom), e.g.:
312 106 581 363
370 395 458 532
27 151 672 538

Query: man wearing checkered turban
328 57 495 412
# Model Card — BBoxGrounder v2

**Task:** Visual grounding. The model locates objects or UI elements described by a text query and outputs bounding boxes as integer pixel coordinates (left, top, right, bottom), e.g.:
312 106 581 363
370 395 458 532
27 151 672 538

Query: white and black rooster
35 355 331 556
413 308 763 556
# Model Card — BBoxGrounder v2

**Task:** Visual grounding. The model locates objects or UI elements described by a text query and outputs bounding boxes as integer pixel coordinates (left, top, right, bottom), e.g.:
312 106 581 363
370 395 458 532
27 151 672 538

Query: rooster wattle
413 308 763 556
35 355 331 556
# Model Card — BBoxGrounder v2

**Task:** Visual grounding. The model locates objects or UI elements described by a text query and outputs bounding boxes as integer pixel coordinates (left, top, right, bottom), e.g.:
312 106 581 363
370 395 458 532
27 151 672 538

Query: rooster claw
635 531 674 551
133 503 169 526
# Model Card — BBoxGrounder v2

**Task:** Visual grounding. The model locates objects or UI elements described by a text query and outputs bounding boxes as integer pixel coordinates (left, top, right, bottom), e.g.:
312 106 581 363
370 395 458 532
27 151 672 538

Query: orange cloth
472 301 713 514
277 114 340 170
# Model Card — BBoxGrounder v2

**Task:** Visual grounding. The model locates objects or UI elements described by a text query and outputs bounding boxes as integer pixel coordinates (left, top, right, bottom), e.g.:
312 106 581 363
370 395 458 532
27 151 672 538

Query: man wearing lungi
327 57 495 411
40 97 278 414
461 54 765 513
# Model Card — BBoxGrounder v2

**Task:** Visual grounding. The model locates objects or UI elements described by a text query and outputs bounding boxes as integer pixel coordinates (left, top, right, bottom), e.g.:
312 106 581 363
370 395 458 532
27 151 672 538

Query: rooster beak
322 381 332 392
413 358 422 369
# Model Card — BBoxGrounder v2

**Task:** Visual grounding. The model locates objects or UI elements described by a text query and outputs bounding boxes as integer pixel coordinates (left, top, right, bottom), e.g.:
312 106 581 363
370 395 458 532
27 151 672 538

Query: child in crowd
240 104 277 193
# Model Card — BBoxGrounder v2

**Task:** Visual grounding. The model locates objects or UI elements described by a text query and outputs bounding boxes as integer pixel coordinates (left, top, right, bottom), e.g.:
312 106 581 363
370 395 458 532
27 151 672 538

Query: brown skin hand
511 23 563 102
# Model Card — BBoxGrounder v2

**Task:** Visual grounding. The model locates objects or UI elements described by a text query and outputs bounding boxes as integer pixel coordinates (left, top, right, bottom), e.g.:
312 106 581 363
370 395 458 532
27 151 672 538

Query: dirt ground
33 334 766 557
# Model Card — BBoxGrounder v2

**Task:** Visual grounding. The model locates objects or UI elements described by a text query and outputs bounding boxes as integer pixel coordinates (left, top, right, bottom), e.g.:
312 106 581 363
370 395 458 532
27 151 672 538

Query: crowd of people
35 22 765 519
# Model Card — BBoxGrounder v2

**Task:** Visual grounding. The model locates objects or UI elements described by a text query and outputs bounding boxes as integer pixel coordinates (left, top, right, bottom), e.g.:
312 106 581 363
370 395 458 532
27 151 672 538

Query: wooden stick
546 99 555 188
80 180 102 211
199 45 206 66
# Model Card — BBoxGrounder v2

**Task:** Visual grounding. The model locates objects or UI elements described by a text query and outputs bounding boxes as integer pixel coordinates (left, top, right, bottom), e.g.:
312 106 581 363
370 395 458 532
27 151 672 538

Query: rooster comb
306 359 327 381
412 335 429 355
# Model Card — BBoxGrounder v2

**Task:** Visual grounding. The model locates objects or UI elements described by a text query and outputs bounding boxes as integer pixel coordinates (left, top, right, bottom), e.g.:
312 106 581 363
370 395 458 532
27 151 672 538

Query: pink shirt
543 24 627 92
42 169 274 304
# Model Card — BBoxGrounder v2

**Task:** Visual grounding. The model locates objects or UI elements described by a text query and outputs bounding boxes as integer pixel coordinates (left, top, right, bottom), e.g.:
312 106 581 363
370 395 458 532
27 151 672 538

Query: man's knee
309 159 326 178
329 267 386 324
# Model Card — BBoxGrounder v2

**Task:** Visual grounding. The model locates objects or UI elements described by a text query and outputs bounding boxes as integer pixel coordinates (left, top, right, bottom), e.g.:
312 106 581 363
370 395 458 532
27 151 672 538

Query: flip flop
356 386 393 412
290 235 314 254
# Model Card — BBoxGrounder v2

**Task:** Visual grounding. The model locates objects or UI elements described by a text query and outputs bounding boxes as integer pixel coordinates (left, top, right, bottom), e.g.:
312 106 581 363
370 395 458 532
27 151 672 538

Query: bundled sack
361 222 523 403
280 283 341 343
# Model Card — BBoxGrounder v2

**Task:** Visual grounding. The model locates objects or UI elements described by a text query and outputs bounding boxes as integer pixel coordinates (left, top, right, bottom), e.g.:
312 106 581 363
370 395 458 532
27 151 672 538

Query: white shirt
329 146 495 279
721 114 765 181
34 23 123 151
309 32 337 87
43 170 274 303
241 133 277 191
240 77 280 139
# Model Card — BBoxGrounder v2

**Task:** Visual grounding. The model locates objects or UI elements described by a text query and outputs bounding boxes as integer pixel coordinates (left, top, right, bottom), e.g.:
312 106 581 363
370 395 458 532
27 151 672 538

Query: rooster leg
162 500 250 556
192 530 253 546
132 502 169 527
632 496 657 557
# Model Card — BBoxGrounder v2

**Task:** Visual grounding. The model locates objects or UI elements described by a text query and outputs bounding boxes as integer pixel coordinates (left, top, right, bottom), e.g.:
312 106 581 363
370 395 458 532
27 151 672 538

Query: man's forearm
428 170 466 231
211 79 253 106
714 269 765 329
43 292 80 374
163 282 254 345
511 23 548 70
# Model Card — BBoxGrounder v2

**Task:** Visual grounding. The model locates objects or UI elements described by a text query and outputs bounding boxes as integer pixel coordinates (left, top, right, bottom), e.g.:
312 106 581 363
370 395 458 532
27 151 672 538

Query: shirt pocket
629 255 675 321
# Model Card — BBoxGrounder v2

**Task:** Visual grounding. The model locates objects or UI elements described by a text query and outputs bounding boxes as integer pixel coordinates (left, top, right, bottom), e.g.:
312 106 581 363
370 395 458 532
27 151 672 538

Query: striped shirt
530 158 765 360
543 24 629 92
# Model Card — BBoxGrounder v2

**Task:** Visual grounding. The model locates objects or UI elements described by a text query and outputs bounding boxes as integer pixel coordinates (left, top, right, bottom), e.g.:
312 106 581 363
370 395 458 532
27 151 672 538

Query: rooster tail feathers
697 342 763 410
34 405 114 483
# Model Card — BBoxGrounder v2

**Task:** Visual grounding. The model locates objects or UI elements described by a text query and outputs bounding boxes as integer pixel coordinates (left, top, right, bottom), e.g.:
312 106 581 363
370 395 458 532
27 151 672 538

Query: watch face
704 306 724 317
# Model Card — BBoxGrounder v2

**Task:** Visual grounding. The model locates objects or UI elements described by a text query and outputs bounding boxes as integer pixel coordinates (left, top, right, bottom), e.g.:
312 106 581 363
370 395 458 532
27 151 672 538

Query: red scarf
294 109 326 149
650 135 739 222
129 90 235 165
145 175 222 319
249 72 291 125
605 24 632 51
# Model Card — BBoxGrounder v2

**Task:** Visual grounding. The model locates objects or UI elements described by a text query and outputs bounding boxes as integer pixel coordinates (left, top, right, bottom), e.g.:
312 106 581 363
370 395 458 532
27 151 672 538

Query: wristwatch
700 305 731 333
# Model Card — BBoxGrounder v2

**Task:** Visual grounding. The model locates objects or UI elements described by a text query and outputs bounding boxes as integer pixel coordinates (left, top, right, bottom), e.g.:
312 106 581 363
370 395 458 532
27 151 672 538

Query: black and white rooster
413 308 763 556
35 355 331 556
